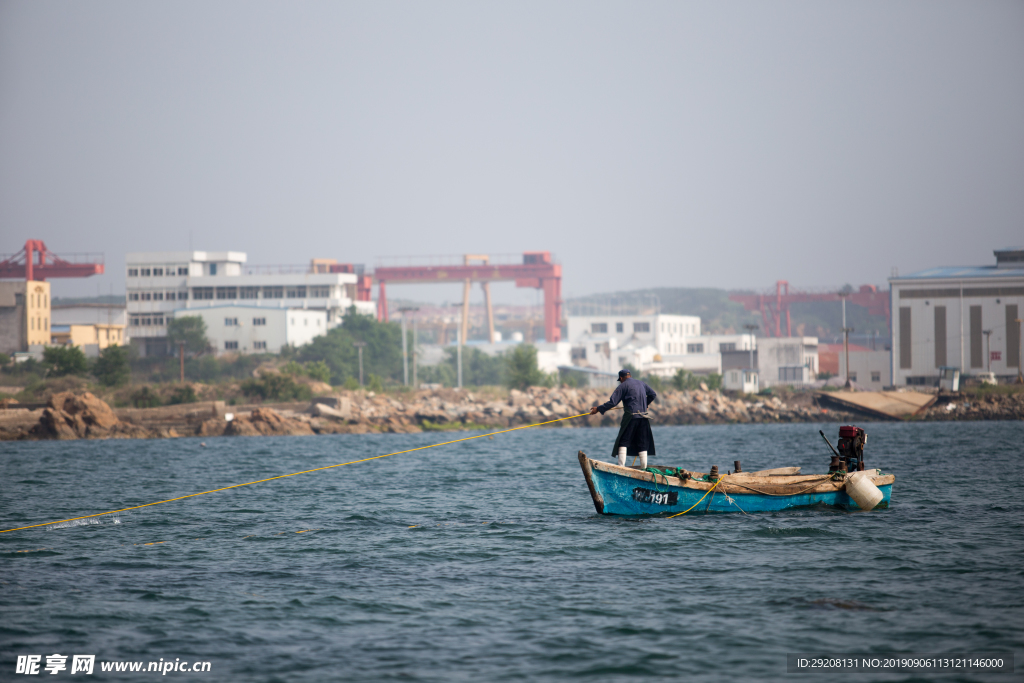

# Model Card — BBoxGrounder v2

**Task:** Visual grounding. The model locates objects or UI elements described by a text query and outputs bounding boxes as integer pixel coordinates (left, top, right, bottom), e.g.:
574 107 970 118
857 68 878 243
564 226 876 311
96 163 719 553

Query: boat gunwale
586 456 895 497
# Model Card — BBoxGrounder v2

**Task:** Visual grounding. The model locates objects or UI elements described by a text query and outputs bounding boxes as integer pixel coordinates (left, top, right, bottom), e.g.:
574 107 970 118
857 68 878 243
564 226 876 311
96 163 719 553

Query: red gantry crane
729 280 890 337
0 240 105 281
373 252 563 343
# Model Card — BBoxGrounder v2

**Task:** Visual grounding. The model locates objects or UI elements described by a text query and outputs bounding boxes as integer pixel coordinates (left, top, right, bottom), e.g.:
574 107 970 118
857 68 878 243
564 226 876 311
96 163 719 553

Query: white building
530 342 572 374
174 305 326 355
820 343 892 389
842 349 891 389
568 314 698 375
126 251 375 355
639 350 723 377
674 333 756 355
889 248 1024 386
567 314 756 377
757 337 819 387
724 368 759 393
644 333 757 377
567 314 701 357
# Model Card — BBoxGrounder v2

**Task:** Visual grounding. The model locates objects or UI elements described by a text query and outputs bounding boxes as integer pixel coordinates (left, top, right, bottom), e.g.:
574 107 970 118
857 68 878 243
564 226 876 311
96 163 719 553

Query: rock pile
30 392 154 440
303 386 845 433
222 408 316 437
921 391 1024 421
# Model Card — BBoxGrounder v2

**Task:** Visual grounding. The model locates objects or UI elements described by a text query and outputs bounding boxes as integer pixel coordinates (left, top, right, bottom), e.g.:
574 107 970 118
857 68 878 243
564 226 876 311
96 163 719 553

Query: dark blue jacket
597 378 657 415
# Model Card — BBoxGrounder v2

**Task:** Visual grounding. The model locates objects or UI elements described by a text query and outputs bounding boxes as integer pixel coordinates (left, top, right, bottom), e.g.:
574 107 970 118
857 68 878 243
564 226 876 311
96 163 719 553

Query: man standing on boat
590 369 657 468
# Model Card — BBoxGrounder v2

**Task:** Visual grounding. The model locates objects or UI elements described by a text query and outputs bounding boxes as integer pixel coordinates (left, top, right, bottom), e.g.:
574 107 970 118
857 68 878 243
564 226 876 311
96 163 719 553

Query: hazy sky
1 1 1022 305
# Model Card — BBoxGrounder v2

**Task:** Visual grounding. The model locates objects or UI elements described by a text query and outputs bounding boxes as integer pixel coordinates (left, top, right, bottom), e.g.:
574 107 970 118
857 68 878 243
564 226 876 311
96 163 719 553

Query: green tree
505 345 551 390
297 307 403 385
281 361 305 376
305 360 331 383
2 356 41 378
0 352 10 366
672 369 700 390
163 353 265 383
419 347 506 387
673 368 721 391
93 345 131 386
168 384 198 404
167 316 209 355
188 356 222 381
558 367 588 388
417 357 455 387
461 348 505 386
43 346 88 377
241 373 312 401
131 385 161 408
642 373 665 391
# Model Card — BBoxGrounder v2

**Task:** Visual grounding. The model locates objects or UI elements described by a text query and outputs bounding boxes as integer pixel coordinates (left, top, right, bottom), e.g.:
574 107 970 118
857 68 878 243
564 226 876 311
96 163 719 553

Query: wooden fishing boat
577 452 895 516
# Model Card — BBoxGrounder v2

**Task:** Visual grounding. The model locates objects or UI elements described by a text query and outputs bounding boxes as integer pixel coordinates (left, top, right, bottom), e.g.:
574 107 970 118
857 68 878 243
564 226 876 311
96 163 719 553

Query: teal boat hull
578 452 893 516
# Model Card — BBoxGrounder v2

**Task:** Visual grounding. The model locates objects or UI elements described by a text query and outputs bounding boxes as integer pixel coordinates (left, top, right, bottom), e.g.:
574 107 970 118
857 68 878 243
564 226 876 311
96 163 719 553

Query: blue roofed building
888 248 1024 386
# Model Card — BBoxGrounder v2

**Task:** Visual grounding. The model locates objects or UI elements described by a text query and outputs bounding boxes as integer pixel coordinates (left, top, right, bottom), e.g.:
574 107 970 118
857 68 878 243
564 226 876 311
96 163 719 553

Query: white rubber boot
617 447 627 466
638 451 648 468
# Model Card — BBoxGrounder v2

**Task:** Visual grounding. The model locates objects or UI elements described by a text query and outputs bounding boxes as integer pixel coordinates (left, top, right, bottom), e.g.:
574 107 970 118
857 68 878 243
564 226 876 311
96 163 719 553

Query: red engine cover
839 425 859 438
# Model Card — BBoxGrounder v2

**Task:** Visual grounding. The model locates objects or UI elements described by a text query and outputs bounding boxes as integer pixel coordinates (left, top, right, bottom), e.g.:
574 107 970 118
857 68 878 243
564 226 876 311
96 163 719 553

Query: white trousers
617 447 647 468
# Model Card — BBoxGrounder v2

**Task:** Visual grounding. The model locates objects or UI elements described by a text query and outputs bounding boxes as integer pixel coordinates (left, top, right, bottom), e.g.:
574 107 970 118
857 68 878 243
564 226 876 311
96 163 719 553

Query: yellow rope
666 476 726 518
1 410 601 534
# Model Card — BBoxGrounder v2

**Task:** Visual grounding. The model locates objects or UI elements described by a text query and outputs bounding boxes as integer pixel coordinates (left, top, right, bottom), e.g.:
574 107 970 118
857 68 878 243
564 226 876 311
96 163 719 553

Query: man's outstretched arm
590 383 625 415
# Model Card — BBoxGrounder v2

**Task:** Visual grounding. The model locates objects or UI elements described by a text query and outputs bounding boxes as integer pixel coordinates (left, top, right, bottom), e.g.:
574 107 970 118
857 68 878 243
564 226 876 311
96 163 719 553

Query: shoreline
1 386 1020 442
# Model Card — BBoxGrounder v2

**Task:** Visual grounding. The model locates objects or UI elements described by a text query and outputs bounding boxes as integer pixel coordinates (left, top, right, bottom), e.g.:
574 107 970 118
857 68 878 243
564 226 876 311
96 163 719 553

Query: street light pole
842 326 855 389
457 328 463 389
412 317 418 389
839 292 853 389
353 341 367 387
453 302 464 389
841 293 847 338
401 314 408 385
398 307 419 386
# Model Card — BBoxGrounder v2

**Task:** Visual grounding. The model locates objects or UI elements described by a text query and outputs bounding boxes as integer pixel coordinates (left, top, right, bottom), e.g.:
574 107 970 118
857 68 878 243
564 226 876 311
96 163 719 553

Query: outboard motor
837 425 866 471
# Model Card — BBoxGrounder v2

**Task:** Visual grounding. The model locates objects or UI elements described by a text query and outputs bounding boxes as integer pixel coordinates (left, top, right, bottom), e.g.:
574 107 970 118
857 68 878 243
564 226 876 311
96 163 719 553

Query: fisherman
589 369 657 468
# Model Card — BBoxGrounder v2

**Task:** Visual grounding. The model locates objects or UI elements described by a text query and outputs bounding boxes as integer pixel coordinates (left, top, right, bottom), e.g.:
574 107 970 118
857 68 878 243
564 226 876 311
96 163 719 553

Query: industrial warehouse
890 248 1024 387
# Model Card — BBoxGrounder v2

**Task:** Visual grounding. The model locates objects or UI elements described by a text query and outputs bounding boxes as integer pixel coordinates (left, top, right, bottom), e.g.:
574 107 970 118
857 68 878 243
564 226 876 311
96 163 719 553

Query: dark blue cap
618 369 630 379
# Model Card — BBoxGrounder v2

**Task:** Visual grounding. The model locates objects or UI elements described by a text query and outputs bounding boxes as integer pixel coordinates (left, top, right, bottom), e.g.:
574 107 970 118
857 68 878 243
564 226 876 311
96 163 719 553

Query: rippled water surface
2 421 1022 681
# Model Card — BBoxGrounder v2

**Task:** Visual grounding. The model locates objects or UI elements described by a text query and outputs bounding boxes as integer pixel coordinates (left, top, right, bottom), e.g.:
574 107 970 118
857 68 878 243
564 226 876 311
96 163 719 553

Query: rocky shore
1 385 1020 441
918 390 1024 421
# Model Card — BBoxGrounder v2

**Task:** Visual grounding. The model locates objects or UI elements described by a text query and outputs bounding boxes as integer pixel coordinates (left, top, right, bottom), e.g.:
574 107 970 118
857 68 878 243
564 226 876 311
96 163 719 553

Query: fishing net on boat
643 467 694 480
643 467 724 482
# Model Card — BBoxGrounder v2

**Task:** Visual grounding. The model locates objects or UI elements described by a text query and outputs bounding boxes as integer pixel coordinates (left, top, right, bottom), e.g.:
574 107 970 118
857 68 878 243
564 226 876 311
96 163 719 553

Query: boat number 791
632 488 679 506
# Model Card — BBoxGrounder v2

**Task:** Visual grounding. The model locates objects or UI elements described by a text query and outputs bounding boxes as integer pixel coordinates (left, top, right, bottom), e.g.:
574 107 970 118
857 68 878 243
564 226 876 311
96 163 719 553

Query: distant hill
567 287 890 343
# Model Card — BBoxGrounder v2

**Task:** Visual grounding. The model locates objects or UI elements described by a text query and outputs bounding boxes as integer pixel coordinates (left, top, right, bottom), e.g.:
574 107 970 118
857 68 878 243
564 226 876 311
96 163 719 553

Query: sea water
1 421 1022 681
